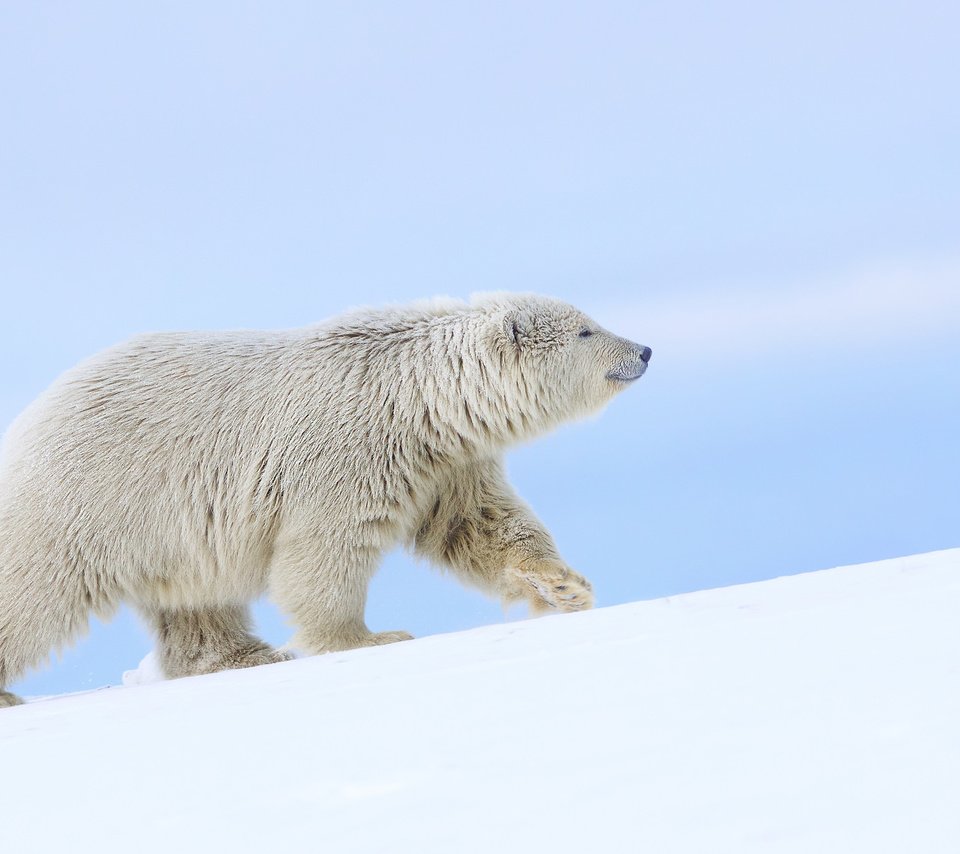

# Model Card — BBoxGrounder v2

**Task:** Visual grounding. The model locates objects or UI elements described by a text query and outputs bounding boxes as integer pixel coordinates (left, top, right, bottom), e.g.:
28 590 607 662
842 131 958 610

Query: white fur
0 294 649 704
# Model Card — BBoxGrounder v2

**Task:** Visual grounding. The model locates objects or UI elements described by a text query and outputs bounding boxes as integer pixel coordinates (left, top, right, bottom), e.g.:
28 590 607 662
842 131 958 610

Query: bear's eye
578 328 593 338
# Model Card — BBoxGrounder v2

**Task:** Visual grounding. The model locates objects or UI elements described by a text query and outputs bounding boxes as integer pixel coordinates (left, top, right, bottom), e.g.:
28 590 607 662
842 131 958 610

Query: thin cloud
598 257 960 363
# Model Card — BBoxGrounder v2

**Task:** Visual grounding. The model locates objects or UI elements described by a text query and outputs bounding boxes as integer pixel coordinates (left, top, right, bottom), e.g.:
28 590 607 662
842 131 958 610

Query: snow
2 549 959 853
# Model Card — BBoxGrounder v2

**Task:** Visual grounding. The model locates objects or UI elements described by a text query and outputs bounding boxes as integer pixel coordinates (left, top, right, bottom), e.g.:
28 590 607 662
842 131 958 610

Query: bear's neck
383 318 544 461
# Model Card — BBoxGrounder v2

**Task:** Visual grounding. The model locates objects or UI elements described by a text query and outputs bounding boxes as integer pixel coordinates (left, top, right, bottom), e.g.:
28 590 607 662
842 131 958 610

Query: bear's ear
503 310 532 350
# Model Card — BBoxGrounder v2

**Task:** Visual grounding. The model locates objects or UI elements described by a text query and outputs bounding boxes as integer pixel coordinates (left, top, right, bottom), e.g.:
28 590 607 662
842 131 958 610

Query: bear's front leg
303 628 415 654
268 526 413 656
514 557 595 614
413 458 596 615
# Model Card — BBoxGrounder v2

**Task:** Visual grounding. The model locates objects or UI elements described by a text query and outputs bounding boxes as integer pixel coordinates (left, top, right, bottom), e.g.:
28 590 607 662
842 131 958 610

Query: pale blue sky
3 1 957 696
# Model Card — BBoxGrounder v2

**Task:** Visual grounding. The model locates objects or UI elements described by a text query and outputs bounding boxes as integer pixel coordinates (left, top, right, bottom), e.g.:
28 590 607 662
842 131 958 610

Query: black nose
640 346 652 363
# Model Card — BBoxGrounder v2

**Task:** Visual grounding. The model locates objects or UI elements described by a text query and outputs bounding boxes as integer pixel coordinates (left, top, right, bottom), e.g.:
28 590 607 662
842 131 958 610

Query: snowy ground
2 549 958 853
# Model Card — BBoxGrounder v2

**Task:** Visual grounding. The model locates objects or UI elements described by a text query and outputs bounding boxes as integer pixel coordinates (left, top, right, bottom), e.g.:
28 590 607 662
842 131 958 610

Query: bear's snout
606 339 651 383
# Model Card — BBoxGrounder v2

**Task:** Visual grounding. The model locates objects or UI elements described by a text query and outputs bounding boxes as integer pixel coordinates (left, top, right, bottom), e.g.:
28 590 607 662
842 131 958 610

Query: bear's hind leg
1 553 115 707
141 604 293 679
0 690 23 707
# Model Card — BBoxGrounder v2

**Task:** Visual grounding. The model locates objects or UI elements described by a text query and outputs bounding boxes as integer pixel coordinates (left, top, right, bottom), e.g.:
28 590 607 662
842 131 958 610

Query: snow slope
2 549 958 853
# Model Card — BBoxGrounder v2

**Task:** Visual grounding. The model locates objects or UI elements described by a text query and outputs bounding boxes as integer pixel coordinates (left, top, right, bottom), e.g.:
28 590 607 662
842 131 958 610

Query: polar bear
0 293 651 706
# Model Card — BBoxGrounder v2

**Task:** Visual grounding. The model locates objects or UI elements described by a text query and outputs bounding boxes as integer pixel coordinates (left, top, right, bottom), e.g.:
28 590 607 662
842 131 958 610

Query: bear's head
472 293 651 436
